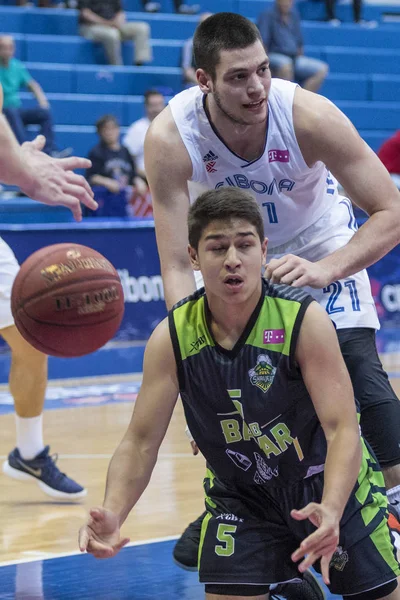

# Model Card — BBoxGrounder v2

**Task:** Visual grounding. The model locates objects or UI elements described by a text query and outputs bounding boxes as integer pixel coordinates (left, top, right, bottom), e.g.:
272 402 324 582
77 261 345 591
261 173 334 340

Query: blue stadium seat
320 74 368 101
371 75 400 101
302 23 400 49
336 100 400 129
19 93 143 126
26 63 74 94
323 47 400 74
74 65 181 95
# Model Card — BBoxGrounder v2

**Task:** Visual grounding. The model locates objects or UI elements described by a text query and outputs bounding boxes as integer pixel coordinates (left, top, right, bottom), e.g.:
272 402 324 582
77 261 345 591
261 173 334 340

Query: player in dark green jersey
79 188 400 600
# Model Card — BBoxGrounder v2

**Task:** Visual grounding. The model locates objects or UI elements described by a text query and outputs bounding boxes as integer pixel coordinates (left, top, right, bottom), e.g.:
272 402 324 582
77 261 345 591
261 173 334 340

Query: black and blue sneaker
3 446 87 500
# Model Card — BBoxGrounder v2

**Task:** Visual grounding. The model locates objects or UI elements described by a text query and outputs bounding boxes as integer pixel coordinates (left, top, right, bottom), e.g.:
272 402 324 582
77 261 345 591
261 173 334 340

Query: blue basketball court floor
0 539 340 600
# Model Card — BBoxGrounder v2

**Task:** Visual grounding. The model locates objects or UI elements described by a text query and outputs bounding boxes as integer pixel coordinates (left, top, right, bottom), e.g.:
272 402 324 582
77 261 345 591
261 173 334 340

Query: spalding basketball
11 243 124 357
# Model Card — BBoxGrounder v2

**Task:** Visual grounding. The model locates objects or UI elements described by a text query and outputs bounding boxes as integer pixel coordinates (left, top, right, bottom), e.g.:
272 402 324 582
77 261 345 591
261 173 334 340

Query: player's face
145 94 166 121
210 42 271 126
190 219 267 304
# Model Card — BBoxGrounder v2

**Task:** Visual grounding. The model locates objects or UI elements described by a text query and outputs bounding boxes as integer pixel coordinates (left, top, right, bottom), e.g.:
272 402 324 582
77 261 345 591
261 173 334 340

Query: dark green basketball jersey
169 279 328 487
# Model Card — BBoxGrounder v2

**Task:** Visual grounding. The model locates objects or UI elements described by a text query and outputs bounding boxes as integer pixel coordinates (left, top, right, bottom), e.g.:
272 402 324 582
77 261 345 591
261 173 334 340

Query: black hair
193 12 263 79
188 188 264 250
95 114 119 133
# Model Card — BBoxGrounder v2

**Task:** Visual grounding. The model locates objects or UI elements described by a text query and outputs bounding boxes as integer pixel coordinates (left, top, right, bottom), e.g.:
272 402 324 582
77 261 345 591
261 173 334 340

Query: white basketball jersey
169 79 379 330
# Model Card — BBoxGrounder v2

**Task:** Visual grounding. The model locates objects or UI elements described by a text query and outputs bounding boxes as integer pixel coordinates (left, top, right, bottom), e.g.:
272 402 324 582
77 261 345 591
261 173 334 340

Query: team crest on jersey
248 354 276 393
203 150 218 173
330 546 349 572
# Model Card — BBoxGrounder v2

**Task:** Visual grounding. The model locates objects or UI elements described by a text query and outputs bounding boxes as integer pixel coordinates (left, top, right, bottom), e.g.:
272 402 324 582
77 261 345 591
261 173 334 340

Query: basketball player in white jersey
0 83 96 498
144 11 400 598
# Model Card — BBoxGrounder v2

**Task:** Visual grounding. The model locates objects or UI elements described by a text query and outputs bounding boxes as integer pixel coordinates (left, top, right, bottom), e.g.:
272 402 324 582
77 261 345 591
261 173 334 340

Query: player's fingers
320 552 334 585
55 194 82 221
61 183 97 212
78 527 90 552
58 156 92 170
113 537 130 553
264 257 287 279
290 274 315 288
65 171 95 197
291 504 319 521
279 267 304 286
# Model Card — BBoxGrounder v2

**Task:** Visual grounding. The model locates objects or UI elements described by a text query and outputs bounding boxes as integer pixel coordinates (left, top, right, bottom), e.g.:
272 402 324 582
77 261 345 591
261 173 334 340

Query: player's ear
261 238 268 268
188 245 201 271
197 69 212 94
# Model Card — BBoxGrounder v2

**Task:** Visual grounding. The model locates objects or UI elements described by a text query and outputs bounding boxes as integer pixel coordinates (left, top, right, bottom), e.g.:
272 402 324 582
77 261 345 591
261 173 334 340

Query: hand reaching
265 255 333 289
291 502 340 585
79 507 130 559
19 135 98 221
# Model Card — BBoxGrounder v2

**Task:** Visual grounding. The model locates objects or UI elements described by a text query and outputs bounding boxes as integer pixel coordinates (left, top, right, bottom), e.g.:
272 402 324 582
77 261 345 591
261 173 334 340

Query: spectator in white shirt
123 89 165 180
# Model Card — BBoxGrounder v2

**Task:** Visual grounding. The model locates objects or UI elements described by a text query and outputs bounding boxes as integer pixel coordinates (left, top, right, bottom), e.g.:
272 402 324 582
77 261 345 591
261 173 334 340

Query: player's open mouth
224 276 244 290
243 99 265 110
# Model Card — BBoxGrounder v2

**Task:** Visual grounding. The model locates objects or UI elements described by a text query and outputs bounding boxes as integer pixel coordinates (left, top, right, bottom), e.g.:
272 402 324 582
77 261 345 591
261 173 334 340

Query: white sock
16 560 43 599
387 484 400 519
15 414 45 460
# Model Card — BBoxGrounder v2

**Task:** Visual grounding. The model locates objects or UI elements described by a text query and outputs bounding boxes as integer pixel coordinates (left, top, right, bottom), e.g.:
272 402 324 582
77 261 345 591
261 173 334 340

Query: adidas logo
203 150 218 163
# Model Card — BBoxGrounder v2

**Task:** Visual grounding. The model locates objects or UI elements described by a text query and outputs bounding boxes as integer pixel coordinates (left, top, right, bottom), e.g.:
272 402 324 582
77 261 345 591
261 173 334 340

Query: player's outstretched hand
19 135 98 221
265 255 332 289
79 507 130 559
290 502 340 585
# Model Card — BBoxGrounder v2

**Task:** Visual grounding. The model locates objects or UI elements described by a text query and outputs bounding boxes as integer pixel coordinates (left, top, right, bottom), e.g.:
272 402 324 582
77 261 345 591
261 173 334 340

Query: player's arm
291 301 362 582
144 107 197 309
102 318 179 523
296 302 362 515
295 87 400 281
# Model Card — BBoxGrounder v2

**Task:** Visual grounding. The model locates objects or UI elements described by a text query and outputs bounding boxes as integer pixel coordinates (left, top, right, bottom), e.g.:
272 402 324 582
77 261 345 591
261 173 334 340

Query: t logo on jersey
263 329 285 344
203 150 218 173
268 149 290 163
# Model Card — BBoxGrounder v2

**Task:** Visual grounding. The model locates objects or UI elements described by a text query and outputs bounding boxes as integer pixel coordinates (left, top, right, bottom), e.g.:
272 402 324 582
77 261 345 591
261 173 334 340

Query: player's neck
206 95 267 162
207 286 262 350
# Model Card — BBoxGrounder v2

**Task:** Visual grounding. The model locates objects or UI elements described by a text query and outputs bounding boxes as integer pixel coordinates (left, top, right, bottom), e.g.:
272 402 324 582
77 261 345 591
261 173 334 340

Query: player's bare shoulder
293 87 359 167
144 106 192 178
144 316 177 378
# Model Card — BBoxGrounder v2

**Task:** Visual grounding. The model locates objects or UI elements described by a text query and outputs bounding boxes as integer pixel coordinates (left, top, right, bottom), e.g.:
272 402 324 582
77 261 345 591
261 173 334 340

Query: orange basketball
11 243 124 357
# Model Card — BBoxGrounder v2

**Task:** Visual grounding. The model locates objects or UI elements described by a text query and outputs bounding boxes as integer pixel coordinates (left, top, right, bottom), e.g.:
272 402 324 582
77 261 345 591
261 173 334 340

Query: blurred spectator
78 0 152 66
325 0 360 24
16 0 51 5
123 90 165 180
378 130 400 189
142 1 200 14
86 114 148 217
181 12 212 87
0 35 68 156
257 0 329 93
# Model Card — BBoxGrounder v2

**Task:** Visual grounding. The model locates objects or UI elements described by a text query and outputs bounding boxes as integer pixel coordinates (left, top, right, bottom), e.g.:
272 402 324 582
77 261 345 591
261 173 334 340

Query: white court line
0 535 180 568
0 453 193 460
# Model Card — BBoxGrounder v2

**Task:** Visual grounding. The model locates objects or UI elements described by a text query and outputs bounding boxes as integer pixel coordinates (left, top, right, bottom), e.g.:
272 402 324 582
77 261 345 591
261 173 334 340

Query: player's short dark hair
188 188 264 250
96 114 119 133
144 89 164 104
193 12 263 79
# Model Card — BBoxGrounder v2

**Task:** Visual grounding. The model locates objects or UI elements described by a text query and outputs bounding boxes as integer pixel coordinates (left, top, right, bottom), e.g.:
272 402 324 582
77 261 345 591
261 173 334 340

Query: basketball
11 243 124 357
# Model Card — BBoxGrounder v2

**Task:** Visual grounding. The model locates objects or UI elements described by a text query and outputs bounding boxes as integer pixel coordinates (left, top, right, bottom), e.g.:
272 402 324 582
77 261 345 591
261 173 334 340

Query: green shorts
199 441 400 597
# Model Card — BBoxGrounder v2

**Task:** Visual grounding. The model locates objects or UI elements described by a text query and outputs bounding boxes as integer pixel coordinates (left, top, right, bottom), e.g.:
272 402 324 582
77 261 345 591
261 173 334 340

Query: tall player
0 84 97 498
80 189 400 600
143 10 400 592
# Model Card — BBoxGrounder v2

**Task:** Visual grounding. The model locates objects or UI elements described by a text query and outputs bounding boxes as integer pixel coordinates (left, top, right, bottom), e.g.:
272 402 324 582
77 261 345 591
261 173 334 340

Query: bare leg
302 65 329 93
379 585 400 599
1 324 47 419
275 62 294 81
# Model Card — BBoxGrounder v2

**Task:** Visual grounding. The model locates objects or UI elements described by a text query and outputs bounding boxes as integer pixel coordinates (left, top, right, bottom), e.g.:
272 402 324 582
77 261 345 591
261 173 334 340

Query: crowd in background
2 0 399 216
